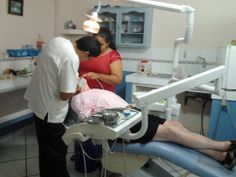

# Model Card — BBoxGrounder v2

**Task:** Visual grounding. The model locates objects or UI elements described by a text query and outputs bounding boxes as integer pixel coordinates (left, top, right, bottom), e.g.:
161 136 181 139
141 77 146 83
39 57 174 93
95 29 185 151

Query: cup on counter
138 59 152 75
0 50 8 61
0 51 3 60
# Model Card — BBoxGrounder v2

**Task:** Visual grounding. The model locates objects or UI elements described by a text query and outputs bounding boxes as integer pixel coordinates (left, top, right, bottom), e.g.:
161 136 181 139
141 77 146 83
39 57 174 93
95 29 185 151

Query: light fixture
83 0 102 34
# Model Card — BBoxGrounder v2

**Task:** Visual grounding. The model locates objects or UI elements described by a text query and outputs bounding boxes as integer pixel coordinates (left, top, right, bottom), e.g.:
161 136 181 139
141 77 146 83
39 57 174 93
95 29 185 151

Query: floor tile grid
0 123 202 177
152 158 199 177
1 124 100 177
24 126 86 177
0 125 31 177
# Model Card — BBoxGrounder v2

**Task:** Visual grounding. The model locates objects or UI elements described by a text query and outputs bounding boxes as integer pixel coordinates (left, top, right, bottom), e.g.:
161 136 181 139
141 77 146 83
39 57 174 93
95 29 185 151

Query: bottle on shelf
36 34 44 52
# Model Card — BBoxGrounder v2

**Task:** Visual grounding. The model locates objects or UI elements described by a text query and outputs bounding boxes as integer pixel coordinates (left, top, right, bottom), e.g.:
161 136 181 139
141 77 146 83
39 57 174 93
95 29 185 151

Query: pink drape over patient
71 78 128 119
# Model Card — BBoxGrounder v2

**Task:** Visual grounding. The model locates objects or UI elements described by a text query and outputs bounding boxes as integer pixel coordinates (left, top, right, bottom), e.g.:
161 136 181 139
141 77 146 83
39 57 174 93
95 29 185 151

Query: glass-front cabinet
99 7 153 48
98 8 118 42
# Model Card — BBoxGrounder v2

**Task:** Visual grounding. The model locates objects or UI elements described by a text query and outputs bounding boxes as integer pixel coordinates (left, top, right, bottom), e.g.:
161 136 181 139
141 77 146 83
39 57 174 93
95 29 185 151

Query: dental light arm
121 0 194 13
117 0 195 78
113 0 195 120
95 0 101 13
121 66 226 140
111 0 194 139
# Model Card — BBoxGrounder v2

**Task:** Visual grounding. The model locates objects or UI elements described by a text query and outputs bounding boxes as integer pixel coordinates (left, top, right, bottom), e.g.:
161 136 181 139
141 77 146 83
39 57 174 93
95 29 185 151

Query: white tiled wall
0 47 217 76
120 47 215 132
120 47 217 76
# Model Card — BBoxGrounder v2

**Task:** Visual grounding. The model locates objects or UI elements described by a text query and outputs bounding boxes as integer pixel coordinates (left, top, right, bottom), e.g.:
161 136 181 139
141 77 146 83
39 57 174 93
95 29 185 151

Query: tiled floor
0 122 201 177
0 124 100 177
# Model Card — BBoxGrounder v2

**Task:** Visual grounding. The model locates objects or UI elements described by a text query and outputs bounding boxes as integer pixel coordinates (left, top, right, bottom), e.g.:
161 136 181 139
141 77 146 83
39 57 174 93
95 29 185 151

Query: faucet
196 56 207 68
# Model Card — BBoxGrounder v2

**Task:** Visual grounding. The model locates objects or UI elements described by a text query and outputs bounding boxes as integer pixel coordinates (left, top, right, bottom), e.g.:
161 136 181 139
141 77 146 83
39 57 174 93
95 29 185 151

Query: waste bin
74 139 100 173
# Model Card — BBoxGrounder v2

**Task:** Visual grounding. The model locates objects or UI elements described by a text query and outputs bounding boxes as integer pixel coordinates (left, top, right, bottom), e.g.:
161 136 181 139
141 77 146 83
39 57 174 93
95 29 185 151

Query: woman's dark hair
94 27 117 50
75 36 101 57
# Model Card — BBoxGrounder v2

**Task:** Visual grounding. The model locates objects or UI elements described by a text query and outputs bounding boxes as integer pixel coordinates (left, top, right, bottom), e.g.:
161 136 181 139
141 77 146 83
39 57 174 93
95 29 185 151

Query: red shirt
79 50 121 92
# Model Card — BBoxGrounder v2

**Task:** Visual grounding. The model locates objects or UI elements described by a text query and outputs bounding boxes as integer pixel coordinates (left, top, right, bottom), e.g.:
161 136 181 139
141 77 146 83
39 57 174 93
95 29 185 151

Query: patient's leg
153 120 230 161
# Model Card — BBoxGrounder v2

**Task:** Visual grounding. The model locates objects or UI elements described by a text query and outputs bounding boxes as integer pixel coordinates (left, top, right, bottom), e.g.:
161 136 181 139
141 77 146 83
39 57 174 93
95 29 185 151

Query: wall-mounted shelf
0 57 36 62
61 29 87 35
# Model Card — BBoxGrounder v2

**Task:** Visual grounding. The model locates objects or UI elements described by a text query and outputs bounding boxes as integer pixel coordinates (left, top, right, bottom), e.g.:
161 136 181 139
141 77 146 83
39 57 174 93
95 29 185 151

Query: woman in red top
79 27 122 92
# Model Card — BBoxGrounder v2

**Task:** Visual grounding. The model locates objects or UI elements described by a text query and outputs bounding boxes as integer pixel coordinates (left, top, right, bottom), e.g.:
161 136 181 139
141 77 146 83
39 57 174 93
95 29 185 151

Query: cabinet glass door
99 7 152 48
99 11 117 43
120 11 145 46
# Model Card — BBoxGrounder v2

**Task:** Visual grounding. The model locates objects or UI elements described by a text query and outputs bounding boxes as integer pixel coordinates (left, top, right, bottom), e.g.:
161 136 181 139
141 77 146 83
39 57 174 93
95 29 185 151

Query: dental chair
64 1 235 175
63 107 236 177
63 66 236 177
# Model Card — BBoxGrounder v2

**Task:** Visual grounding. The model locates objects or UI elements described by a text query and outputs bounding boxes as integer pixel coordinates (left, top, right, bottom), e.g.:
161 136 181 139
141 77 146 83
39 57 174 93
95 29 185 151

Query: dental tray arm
62 126 90 145
119 107 149 140
62 110 144 144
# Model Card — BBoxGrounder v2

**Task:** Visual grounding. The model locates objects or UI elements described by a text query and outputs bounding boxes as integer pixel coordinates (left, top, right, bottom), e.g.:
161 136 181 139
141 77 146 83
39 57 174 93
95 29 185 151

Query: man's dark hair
75 36 100 57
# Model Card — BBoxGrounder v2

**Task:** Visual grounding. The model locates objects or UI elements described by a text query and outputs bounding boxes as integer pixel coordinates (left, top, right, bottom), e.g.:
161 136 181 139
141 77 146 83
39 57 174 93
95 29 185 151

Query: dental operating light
83 0 102 33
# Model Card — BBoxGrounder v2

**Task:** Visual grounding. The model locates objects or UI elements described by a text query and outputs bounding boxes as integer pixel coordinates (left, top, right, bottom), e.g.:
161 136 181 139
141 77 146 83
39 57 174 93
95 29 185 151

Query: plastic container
27 49 40 57
7 49 40 58
7 49 28 57
138 59 152 75
74 139 100 173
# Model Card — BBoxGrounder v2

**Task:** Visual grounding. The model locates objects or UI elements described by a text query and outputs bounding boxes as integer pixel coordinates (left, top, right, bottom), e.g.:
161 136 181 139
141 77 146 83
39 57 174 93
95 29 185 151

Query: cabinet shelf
121 33 144 35
61 29 87 35
103 21 116 23
123 20 144 22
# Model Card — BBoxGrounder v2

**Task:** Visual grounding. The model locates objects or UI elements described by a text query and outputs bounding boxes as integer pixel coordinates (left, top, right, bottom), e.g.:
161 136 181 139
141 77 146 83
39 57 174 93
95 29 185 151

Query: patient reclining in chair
71 78 236 170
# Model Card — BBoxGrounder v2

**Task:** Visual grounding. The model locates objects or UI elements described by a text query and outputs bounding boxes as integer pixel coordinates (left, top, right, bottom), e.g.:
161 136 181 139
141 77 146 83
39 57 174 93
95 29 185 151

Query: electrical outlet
221 99 226 106
183 49 187 58
221 93 227 107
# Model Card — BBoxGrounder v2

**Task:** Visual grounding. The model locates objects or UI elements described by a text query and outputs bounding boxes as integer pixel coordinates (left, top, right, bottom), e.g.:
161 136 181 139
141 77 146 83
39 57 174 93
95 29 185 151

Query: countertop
0 76 32 125
125 72 214 94
0 76 31 93
126 72 172 87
